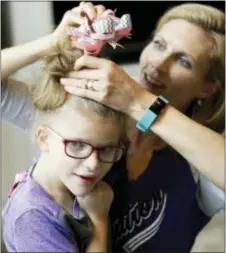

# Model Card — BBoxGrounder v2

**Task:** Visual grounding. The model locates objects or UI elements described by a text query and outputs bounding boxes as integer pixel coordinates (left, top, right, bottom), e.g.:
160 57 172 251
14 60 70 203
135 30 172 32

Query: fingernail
65 86 73 93
60 78 66 84
89 15 95 21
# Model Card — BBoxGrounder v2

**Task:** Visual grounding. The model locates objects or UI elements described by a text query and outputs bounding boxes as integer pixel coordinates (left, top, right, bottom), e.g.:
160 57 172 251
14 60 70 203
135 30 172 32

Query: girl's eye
70 142 87 150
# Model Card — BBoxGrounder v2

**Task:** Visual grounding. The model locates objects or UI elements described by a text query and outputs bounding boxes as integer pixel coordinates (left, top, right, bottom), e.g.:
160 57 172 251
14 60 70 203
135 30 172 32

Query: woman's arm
1 35 56 130
1 34 58 130
1 2 104 130
1 79 34 130
1 35 56 81
60 56 225 190
131 92 225 190
1 2 102 81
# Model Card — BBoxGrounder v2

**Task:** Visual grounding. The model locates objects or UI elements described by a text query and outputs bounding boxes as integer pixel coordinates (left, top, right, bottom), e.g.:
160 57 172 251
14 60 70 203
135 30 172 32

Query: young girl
2 43 125 252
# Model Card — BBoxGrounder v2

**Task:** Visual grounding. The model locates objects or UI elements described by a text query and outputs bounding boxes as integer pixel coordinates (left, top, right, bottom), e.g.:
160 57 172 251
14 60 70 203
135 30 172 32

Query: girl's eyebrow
66 137 119 148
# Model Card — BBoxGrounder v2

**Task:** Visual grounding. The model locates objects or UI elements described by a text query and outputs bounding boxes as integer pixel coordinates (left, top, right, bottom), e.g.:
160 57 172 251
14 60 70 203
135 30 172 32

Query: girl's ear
36 125 49 152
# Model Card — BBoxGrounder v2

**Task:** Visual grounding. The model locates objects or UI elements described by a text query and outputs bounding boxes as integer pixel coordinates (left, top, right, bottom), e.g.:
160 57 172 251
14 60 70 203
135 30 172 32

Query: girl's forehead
52 110 121 145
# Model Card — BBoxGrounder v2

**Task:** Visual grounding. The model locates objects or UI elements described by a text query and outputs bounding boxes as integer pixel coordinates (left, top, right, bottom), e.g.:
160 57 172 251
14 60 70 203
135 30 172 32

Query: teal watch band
136 96 168 132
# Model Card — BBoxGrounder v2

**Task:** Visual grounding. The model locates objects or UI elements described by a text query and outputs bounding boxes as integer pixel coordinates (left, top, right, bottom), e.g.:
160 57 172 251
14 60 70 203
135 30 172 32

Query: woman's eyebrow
156 34 197 64
154 35 167 43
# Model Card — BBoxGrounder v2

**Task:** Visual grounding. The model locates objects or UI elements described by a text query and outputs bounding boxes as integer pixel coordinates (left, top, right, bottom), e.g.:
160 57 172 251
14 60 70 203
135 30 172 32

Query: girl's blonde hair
29 39 124 132
155 3 225 133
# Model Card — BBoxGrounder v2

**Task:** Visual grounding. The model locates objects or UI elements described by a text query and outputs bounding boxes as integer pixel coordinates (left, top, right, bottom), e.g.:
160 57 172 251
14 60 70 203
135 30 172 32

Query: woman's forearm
153 106 224 190
131 92 225 190
1 34 56 81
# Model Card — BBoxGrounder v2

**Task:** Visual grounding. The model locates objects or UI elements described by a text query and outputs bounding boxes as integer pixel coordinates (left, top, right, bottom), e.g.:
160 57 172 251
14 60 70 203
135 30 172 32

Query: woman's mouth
141 73 166 92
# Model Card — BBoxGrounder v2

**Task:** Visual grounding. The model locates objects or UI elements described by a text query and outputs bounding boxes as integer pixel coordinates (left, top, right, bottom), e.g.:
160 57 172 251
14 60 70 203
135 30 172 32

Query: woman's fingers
63 2 105 27
95 5 106 17
67 69 106 80
77 2 106 20
61 78 106 91
61 78 87 88
74 55 112 70
64 86 105 103
60 55 140 115
62 10 84 26
78 2 97 20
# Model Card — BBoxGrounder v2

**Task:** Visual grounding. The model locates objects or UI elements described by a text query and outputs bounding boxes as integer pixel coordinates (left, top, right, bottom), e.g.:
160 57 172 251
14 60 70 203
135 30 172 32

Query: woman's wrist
27 34 59 58
17 34 60 61
1 34 60 80
129 89 157 122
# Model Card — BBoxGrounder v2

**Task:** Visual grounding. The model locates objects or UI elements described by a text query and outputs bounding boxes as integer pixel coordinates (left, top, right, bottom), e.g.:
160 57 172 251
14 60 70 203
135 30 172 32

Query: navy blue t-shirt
104 147 210 252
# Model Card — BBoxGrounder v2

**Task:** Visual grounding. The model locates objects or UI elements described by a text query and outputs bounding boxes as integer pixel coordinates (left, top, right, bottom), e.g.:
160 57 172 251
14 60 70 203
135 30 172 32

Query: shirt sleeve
1 81 35 131
196 174 224 217
14 209 79 252
189 160 224 217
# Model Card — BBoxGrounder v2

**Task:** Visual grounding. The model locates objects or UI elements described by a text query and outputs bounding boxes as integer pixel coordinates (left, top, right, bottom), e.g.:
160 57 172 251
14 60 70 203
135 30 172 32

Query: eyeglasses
47 127 124 163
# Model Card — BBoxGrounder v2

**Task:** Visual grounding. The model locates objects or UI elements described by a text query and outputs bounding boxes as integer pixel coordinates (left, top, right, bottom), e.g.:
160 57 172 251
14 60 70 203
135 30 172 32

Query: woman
2 41 125 252
60 3 225 252
1 2 224 252
57 2 225 252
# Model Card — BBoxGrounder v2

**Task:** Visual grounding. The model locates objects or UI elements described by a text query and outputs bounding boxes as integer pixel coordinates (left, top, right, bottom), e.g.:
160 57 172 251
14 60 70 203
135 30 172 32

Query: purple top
2 148 210 253
2 165 89 252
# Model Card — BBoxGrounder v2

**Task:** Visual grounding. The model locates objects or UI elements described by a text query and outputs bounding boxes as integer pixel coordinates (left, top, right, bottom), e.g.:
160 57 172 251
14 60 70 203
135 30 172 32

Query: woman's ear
198 80 219 100
36 125 49 152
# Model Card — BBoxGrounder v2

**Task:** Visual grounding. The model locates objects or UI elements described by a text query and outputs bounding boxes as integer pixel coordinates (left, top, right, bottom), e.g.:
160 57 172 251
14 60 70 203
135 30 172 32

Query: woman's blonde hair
155 3 225 133
30 39 124 132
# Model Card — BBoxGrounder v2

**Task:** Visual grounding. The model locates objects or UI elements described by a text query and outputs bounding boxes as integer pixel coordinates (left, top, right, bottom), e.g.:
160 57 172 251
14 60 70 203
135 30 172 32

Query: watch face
149 96 169 115
136 110 157 132
137 96 168 132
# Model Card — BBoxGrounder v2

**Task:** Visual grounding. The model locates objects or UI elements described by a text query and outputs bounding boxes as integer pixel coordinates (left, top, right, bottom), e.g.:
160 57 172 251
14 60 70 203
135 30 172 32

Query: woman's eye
178 56 192 69
153 40 166 51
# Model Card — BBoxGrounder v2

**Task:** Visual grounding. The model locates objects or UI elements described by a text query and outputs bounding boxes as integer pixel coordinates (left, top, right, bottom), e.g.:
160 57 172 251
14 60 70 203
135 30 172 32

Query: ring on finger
86 80 96 90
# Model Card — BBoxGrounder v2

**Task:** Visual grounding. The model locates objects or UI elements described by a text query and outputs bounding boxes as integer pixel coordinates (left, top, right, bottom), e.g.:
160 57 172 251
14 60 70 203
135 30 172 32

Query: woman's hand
51 2 106 51
1 2 106 80
60 55 156 120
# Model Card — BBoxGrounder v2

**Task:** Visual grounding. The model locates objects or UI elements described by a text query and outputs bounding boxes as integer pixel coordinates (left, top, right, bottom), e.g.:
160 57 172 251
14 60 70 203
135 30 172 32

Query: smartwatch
136 96 168 132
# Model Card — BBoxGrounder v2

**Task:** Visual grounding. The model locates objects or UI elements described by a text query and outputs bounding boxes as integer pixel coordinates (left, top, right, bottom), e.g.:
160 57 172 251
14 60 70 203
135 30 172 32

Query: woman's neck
126 119 166 155
125 117 167 180
32 155 74 214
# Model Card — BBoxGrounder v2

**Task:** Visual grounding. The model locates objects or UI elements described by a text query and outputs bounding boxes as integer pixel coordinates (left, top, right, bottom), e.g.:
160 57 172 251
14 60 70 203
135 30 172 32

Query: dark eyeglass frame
47 127 125 163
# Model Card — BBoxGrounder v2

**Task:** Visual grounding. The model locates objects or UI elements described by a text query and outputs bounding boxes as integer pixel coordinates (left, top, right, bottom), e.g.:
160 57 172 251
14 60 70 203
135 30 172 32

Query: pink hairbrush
66 9 132 55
